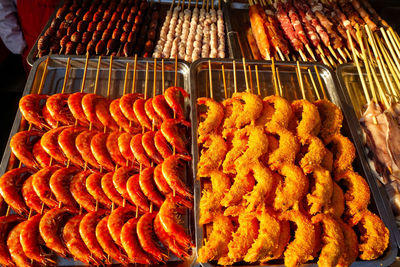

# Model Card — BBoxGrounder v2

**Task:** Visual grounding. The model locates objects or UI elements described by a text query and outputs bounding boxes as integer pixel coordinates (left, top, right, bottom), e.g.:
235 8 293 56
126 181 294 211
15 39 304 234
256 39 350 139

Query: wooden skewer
80 53 90 93
218 0 220 10
248 65 253 93
208 60 214 98
344 47 352 61
376 35 400 96
337 47 348 63
307 67 320 100
276 46 285 61
242 58 249 92
276 67 283 97
106 56 113 101
305 44 317 61
93 56 102 95
381 28 400 71
132 55 138 94
188 0 191 9
328 45 339 61
38 57 50 94
316 45 331 67
386 28 400 62
196 0 199 9
174 56 178 87
255 65 261 96
222 65 228 98
314 66 327 100
271 57 278 96
233 60 237 93
298 49 307 62
170 0 176 11
296 61 306 99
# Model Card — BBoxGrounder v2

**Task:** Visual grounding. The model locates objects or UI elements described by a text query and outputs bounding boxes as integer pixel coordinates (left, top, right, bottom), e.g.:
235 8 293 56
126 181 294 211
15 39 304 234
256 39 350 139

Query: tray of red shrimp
0 55 197 266
190 59 399 267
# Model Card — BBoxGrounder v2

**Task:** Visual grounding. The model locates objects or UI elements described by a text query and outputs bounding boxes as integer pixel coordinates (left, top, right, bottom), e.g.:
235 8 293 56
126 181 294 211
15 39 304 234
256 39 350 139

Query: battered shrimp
19 94 49 129
312 214 345 267
329 134 356 174
31 166 60 209
41 126 69 165
0 167 35 215
261 220 291 262
0 215 24 266
142 131 163 164
127 174 150 212
197 97 224 139
91 132 115 171
144 98 163 128
263 95 293 130
46 93 75 125
291 99 321 142
134 98 152 130
267 128 299 171
107 206 137 247
101 172 124 207
95 99 119 131
140 167 164 207
121 218 153 264
164 86 189 119
199 170 231 225
58 126 85 167
222 98 244 137
314 99 343 144
130 134 151 167
70 170 97 212
153 94 173 120
67 92 89 126
81 93 105 130
198 214 234 263
106 132 128 167
113 166 138 203
198 133 228 178
118 132 136 163
307 166 333 215
76 130 101 169
324 182 345 218
119 93 143 122
161 118 191 154
221 168 255 208
232 92 263 128
10 130 43 169
110 98 141 134
49 167 80 212
279 210 317 267
162 155 192 199
32 140 51 168
336 219 359 267
86 172 112 209
7 221 32 267
335 170 370 216
222 127 248 174
22 176 43 214
299 136 326 174
273 164 309 211
321 148 334 172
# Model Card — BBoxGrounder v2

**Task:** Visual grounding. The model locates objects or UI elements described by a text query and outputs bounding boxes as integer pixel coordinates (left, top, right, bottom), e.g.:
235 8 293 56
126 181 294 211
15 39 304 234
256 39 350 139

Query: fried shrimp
337 219 359 267
197 97 224 139
291 99 321 142
273 164 308 211
350 210 389 260
198 214 234 263
299 136 326 174
267 128 299 171
329 134 356 174
235 125 269 168
220 168 255 208
314 99 343 144
221 98 244 137
232 92 263 128
10 130 43 169
279 210 317 267
263 95 293 130
307 166 333 215
325 182 345 219
199 170 231 225
335 170 370 216
198 133 228 178
222 127 248 174
312 214 344 267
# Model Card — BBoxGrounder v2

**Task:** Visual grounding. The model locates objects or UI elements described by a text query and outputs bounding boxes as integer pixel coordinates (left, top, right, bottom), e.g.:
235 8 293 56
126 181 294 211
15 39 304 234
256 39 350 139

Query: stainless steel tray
190 59 398 267
0 55 195 266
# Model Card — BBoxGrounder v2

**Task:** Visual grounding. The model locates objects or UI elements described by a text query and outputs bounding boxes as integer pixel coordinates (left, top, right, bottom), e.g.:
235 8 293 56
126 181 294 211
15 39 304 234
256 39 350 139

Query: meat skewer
216 0 225 58
153 1 175 58
171 0 184 58
185 0 200 61
249 0 271 60
178 0 192 59
209 6 218 58
162 0 181 58
192 1 206 61
201 0 212 58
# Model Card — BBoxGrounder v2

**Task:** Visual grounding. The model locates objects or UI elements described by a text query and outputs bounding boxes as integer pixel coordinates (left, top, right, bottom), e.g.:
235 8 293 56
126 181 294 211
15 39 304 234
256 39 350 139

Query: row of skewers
37 0 160 58
196 59 389 266
0 55 194 265
153 0 226 62
247 0 391 67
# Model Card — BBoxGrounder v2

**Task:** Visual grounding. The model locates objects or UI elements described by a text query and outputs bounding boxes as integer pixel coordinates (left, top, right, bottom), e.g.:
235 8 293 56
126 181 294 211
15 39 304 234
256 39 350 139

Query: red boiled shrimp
41 126 69 165
162 155 193 199
107 206 137 247
7 221 33 267
127 174 150 212
118 132 136 163
106 132 129 167
91 132 115 171
161 119 191 154
119 93 143 123
154 130 173 159
79 211 110 264
130 133 151 167
142 131 163 164
113 166 138 202
144 98 163 128
22 175 44 214
0 167 35 215
96 215 130 264
0 215 24 266
67 92 89 126
101 172 125 207
140 167 164 208
121 218 154 264
46 93 75 125
49 167 81 212
39 207 72 257
42 104 58 129
31 166 60 209
19 94 49 130
86 172 112 209
137 212 168 262
81 93 105 130
63 214 101 265
110 98 141 134
95 98 119 131
158 196 194 249
32 140 51 168
10 130 43 169
164 86 189 119
76 130 101 169
134 98 152 130
58 126 86 167
153 95 173 120
70 170 97 212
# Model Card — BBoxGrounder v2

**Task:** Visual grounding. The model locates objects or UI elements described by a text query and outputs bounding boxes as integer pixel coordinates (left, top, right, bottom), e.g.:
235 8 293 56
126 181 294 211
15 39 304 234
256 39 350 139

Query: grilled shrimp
106 132 129 167
91 132 115 171
32 140 51 168
110 98 141 134
7 221 32 267
120 93 143 123
86 172 112 209
67 92 90 126
137 212 167 262
49 167 81 212
153 95 173 120
142 131 163 164
0 167 35 215
63 214 100 265
58 126 86 167
108 206 137 247
130 134 151 167
10 130 43 169
0 215 24 266
70 170 97 212
134 98 152 130
121 218 154 264
22 175 44 214
96 215 130 264
162 155 192 199
127 174 150 212
113 166 138 202
140 167 164 207
145 98 163 128
46 93 75 125
197 98 224 139
161 119 191 154
118 132 136 163
42 104 58 129
32 166 60 209
39 207 72 257
232 92 263 128
76 130 101 169
154 131 173 159
19 94 49 130
82 93 105 129
95 98 119 131
164 86 189 119
80 211 110 264
101 172 124 207
41 126 69 165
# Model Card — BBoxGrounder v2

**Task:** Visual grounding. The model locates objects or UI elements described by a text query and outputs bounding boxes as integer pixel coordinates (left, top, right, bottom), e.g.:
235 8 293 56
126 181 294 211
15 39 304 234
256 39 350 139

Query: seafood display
196 60 390 267
0 56 194 265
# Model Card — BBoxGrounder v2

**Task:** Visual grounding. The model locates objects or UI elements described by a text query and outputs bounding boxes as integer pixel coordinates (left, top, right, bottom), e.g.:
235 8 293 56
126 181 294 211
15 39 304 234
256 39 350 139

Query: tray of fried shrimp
190 59 398 267
0 54 197 266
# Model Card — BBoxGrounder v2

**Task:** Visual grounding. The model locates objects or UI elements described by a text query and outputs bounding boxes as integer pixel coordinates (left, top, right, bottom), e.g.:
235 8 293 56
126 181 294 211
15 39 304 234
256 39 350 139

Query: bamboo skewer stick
208 60 214 99
233 60 237 93
222 65 228 98
248 65 253 93
376 35 400 96
296 61 306 99
271 58 278 96
255 65 261 96
242 58 250 92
